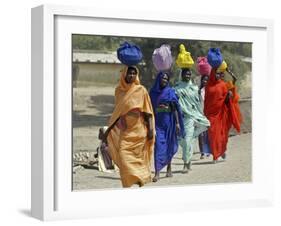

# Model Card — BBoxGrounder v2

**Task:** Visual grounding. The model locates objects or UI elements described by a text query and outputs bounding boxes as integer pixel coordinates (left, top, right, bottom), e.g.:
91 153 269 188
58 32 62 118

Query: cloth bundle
196 57 211 76
217 60 228 73
176 44 194 69
152 44 173 71
117 42 143 66
207 48 223 68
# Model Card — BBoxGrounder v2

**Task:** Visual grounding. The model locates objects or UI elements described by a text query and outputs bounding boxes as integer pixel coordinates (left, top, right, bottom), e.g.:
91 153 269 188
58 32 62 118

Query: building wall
73 63 124 85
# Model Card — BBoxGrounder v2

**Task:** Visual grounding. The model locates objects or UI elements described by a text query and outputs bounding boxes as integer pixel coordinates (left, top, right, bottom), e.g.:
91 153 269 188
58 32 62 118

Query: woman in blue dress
150 72 185 182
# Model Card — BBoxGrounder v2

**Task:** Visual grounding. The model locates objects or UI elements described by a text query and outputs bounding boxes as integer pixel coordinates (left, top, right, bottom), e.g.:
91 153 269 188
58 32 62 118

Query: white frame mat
31 4 274 221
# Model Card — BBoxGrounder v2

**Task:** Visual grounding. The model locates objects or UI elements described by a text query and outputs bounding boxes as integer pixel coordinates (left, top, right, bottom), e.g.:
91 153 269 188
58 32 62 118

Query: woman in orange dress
224 68 243 133
103 66 155 187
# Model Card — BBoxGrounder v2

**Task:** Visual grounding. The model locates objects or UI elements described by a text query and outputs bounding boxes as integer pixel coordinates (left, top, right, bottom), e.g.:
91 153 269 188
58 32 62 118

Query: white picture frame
31 4 274 221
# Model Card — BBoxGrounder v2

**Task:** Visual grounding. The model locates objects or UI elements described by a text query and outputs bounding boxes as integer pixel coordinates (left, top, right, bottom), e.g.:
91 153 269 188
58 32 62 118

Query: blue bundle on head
207 48 223 68
117 42 143 66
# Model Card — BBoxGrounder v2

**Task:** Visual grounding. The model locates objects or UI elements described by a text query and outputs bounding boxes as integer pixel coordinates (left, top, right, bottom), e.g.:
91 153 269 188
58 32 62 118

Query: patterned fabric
175 80 210 163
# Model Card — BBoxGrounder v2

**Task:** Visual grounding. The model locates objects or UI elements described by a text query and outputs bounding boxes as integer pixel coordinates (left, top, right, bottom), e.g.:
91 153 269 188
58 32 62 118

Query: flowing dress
198 87 212 155
150 72 185 172
204 68 242 160
175 80 210 163
107 67 155 187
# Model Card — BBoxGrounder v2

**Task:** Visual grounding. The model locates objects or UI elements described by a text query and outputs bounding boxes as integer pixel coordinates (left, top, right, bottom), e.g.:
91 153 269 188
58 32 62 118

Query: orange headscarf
108 66 153 126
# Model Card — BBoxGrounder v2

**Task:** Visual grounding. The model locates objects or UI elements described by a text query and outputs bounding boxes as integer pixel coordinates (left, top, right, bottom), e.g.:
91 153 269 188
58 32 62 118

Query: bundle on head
176 44 194 69
196 56 211 76
152 44 173 72
117 42 143 66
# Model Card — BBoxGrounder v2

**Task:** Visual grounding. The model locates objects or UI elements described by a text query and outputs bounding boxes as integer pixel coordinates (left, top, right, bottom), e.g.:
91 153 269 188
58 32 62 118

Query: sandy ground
73 85 252 191
73 133 251 190
73 85 115 152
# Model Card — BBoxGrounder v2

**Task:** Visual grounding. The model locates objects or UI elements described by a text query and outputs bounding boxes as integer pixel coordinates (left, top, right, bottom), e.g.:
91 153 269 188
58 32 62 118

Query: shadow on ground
73 94 115 128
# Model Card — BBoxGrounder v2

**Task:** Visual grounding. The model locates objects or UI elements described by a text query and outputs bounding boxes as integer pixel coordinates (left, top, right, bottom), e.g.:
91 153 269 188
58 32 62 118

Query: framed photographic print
31 4 274 221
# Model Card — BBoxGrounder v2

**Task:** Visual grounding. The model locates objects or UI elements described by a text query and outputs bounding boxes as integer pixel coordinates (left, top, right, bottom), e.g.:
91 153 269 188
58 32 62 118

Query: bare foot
166 163 172 177
152 173 159 182
182 163 188 174
166 171 173 177
182 168 188 174
187 161 192 170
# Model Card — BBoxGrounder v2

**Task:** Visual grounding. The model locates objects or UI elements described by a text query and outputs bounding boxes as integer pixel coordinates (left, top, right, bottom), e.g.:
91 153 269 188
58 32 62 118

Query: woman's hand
147 128 154 140
102 130 109 143
228 90 233 98
176 123 180 135
225 90 233 104
143 113 153 140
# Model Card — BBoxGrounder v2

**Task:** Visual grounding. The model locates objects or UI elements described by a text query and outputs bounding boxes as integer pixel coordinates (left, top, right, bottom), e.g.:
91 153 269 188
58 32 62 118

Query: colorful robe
150 72 185 172
107 66 155 187
204 68 242 160
198 87 212 155
175 80 210 163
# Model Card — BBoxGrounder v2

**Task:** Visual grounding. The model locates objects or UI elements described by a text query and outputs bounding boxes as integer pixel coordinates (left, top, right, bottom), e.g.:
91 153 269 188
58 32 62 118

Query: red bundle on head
196 57 211 76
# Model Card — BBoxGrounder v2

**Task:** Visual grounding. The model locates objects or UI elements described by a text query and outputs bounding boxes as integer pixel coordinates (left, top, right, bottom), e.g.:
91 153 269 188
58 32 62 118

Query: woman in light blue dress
174 68 210 173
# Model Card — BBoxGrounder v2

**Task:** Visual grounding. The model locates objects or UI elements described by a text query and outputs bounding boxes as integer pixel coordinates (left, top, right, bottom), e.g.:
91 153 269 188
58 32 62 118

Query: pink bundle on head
196 57 211 76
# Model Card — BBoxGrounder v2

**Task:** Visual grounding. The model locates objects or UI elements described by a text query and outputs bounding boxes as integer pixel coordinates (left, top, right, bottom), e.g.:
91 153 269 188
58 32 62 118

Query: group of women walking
102 44 242 188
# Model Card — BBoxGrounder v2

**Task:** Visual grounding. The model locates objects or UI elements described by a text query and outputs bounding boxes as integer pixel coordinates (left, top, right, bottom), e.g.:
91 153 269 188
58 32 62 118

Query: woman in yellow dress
103 66 155 188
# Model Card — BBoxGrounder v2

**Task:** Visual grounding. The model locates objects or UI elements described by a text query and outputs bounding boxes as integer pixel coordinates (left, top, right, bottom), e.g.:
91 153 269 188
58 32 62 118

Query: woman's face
182 69 192 82
215 72 224 80
125 67 137 84
201 76 209 87
160 73 169 88
220 72 225 80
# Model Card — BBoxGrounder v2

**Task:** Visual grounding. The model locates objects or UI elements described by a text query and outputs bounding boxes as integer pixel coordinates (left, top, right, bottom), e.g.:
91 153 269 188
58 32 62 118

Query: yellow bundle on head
217 60 227 73
176 44 194 68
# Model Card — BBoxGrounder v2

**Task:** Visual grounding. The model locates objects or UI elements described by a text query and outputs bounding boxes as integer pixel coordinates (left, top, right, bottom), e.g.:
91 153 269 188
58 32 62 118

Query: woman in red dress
204 68 242 163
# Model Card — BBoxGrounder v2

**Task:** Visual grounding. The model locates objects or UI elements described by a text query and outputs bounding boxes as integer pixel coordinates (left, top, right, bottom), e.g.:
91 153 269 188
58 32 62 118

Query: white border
31 4 274 221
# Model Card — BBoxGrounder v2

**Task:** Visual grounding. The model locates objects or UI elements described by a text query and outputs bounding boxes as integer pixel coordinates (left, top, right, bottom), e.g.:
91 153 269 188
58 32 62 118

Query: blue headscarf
150 72 184 132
